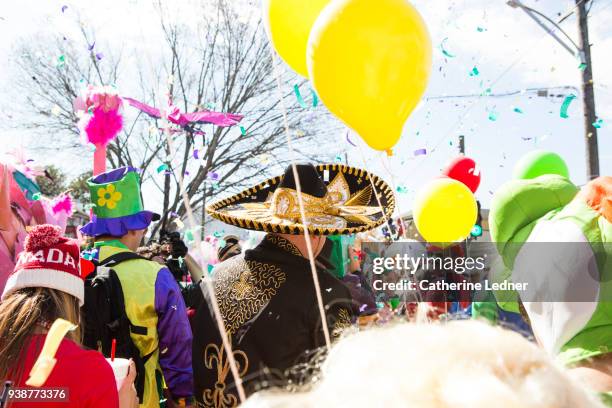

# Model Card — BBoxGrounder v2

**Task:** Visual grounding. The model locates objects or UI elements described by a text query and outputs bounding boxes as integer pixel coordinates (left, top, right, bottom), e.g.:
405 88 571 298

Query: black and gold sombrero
206 163 395 235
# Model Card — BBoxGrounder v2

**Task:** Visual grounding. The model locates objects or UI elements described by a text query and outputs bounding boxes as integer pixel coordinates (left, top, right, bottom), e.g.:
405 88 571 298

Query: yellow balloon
413 178 477 244
307 0 432 153
263 0 330 77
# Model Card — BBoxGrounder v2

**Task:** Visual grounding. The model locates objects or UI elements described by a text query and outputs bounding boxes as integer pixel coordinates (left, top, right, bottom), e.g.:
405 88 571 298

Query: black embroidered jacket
192 234 354 407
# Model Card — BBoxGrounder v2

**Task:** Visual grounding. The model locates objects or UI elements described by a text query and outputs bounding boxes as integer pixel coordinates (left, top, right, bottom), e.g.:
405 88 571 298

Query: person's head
217 235 242 262
95 228 148 252
243 320 604 408
121 228 148 251
0 224 83 380
0 288 80 380
136 242 167 264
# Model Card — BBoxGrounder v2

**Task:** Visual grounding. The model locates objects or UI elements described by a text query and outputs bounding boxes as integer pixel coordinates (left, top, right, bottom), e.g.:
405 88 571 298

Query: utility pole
458 135 465 155
576 0 599 180
507 0 600 180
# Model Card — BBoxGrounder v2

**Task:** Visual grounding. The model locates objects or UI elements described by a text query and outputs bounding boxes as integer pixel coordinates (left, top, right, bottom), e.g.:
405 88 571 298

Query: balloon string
355 142 397 242
163 122 247 403
270 50 331 350
379 152 409 239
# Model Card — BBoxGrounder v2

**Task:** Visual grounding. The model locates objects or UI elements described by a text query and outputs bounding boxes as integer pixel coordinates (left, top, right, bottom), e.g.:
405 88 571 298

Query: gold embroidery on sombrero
205 164 395 235
265 234 302 257
332 308 352 339
326 172 351 203
214 256 287 334
202 334 248 408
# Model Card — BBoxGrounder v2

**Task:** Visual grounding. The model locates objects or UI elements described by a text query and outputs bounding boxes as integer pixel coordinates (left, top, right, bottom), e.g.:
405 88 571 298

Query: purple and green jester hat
80 167 160 237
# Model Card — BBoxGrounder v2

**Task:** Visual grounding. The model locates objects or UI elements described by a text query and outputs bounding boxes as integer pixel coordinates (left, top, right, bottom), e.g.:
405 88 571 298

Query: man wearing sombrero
192 163 395 406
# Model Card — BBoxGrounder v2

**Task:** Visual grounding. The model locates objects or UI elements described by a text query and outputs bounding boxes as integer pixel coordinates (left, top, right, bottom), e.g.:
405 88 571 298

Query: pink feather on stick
74 86 124 175
82 107 123 145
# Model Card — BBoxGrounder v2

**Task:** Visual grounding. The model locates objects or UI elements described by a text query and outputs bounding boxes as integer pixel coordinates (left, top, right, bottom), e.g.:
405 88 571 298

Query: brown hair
0 287 81 382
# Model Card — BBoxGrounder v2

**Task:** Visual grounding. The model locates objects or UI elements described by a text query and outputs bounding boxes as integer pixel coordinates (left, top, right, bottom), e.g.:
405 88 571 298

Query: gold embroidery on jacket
201 255 287 406
265 234 302 257
214 256 286 334
202 336 248 408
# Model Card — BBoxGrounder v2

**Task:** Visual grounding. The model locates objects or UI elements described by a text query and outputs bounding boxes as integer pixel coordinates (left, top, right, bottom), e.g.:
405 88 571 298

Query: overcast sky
0 0 610 215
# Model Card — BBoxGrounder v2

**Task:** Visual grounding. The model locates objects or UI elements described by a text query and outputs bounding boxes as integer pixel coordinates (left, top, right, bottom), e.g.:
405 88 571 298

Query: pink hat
1 224 84 305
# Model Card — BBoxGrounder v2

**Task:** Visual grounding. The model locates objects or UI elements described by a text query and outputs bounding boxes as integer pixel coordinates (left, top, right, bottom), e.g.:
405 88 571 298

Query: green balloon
513 150 569 180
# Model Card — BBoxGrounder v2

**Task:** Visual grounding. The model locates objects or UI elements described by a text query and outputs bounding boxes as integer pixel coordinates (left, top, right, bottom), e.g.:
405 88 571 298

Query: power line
425 86 579 100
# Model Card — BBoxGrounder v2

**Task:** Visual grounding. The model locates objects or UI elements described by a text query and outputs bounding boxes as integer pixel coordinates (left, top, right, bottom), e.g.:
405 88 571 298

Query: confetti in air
310 88 319 107
439 37 455 58
293 84 307 108
56 55 66 69
156 163 169 173
345 131 357 147
560 94 577 119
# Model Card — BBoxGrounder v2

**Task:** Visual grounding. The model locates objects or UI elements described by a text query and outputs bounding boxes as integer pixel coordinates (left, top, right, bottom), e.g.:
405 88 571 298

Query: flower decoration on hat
96 184 122 209
81 167 160 237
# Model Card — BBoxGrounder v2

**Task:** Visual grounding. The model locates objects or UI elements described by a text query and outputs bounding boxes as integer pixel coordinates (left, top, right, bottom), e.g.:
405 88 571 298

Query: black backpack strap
133 348 158 403
99 251 147 267
97 251 150 337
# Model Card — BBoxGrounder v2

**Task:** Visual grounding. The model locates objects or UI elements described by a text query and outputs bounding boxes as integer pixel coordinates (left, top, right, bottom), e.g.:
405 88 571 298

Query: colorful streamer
440 37 455 58
560 94 577 119
310 88 319 107
293 84 308 108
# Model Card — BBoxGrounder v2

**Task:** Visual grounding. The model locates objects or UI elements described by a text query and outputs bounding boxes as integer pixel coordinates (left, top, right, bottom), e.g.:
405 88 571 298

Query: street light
506 0 585 64
507 0 599 180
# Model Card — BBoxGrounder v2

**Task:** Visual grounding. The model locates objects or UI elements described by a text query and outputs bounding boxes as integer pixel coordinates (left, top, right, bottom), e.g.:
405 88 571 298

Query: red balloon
442 156 481 193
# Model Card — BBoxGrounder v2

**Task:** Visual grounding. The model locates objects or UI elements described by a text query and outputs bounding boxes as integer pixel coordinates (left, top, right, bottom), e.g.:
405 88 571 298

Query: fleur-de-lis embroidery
202 338 248 408
232 271 253 300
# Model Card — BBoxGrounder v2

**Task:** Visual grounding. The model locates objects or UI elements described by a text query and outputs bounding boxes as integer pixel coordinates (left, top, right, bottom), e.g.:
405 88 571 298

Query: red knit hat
1 224 84 305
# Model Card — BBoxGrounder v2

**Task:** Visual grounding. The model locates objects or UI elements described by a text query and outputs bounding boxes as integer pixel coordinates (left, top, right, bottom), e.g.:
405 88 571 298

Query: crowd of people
0 162 610 408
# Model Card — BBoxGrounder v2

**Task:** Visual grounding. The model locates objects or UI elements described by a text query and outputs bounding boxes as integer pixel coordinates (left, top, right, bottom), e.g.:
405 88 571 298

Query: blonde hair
0 287 81 382
244 321 603 408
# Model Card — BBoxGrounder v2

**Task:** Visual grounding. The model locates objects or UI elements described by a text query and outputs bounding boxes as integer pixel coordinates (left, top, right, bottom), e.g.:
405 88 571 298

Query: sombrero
206 163 395 235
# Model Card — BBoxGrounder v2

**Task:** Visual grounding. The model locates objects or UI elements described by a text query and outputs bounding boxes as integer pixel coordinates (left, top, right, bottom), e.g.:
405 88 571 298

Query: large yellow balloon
307 0 432 153
263 0 330 77
413 178 477 244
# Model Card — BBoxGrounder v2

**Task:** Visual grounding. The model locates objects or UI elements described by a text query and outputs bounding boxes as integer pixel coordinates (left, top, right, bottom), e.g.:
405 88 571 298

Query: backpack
82 251 156 403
